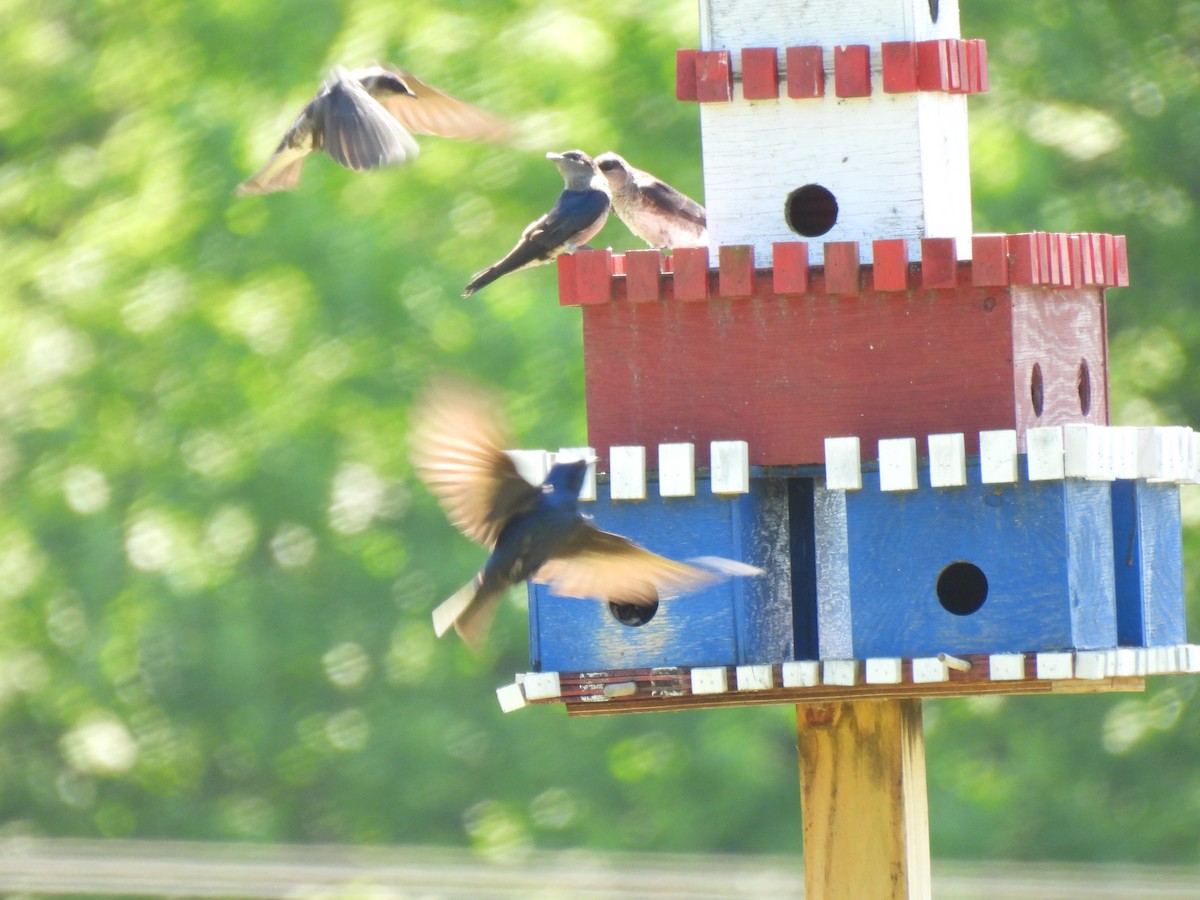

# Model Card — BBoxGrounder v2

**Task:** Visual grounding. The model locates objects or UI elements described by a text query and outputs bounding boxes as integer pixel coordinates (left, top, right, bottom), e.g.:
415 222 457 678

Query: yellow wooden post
798 699 931 899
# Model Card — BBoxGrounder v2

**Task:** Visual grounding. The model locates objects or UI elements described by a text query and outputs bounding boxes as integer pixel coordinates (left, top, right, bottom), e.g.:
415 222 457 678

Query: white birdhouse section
694 0 975 265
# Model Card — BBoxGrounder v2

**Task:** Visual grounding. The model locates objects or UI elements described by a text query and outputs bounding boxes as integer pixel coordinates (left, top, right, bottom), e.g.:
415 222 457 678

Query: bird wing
236 144 309 196
359 65 510 142
640 178 707 228
409 378 541 548
526 188 611 251
317 76 419 171
533 526 723 606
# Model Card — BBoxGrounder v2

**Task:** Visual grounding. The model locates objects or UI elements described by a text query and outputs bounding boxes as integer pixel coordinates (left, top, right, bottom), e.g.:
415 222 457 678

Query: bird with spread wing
409 378 763 650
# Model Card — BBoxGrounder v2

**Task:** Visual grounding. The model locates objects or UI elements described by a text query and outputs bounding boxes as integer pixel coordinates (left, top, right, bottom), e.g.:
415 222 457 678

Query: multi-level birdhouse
497 0 1198 716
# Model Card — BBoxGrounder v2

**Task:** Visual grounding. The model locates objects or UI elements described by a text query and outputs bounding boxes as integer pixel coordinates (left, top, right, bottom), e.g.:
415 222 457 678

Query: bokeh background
1 0 1198 865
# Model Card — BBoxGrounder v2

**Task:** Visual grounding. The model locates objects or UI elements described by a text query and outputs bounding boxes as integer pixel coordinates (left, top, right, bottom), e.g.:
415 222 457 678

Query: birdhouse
498 0 1199 716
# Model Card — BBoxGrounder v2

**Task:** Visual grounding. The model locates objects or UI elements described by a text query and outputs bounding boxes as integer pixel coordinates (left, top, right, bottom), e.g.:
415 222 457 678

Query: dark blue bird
410 379 762 649
461 149 610 297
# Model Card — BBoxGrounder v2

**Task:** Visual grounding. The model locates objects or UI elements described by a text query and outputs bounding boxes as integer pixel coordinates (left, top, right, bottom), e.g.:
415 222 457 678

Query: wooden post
798 699 931 899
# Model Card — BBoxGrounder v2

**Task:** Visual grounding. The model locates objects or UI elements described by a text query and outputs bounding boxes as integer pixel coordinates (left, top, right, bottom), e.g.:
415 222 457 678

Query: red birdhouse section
556 236 1124 470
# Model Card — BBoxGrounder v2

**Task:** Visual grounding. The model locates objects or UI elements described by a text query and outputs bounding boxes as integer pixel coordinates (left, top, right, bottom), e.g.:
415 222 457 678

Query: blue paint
833 464 1117 658
1112 480 1186 646
529 479 792 671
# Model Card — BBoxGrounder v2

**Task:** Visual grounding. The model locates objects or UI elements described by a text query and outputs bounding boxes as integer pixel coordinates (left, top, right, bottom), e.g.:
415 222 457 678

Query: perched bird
461 149 610 297
409 378 762 649
595 152 707 249
237 64 508 195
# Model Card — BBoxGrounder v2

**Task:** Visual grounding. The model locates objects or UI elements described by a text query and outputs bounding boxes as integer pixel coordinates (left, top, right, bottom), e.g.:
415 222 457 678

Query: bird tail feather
432 574 501 652
688 556 765 578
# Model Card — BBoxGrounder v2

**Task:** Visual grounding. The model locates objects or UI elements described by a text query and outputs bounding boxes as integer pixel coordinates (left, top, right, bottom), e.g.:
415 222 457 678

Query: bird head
354 66 416 99
542 458 590 503
546 149 600 190
595 152 633 188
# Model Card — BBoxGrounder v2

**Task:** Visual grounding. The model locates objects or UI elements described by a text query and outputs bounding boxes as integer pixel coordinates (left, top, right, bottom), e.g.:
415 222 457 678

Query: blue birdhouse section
813 464 1123 660
528 478 793 672
1112 480 1186 647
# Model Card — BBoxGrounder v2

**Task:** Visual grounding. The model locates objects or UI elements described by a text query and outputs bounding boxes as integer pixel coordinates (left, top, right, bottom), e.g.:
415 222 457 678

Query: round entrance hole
609 599 659 627
936 562 988 616
785 184 838 237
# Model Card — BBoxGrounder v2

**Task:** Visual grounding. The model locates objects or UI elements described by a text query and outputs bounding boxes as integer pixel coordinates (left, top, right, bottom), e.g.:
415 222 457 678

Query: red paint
719 245 755 298
1066 234 1085 287
947 40 968 93
675 49 699 101
582 283 1049 468
573 249 613 305
833 45 872 97
557 254 578 306
881 42 919 93
917 40 950 92
1113 235 1129 286
920 238 958 289
772 242 810 294
971 235 1010 286
823 242 861 294
624 250 664 303
741 47 780 100
1086 233 1106 284
871 239 909 291
964 39 989 93
1007 233 1039 284
973 39 990 92
672 247 711 301
1010 286 1111 444
786 46 825 98
696 50 733 102
1035 232 1052 285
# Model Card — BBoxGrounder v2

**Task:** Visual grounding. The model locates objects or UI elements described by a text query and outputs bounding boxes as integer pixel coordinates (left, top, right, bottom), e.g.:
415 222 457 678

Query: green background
1 0 1198 863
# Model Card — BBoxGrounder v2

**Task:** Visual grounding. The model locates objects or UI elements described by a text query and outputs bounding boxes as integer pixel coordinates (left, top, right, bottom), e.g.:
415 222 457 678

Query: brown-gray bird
236 64 508 196
409 378 762 650
595 152 707 249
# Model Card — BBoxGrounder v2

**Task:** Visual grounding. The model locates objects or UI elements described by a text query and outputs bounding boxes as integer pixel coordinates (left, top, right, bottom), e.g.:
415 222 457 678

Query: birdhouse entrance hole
936 561 988 616
1030 362 1045 417
785 184 838 238
928 0 940 23
609 599 659 627
1077 358 1092 415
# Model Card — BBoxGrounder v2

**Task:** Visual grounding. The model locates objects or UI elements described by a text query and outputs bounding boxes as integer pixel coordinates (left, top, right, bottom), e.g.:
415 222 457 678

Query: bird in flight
409 378 762 649
595 152 707 249
236 64 508 195
461 149 610 297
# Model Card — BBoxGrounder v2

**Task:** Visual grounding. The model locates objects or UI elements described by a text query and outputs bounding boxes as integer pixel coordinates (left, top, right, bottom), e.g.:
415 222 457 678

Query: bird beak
545 152 565 161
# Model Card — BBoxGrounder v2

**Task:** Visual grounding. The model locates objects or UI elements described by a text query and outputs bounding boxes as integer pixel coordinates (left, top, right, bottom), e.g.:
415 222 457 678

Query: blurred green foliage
0 0 1197 864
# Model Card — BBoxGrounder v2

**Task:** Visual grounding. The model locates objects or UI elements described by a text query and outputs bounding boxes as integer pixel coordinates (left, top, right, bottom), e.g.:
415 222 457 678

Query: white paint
782 660 821 688
496 683 527 713
822 659 861 686
699 91 972 266
1035 652 1073 680
1109 426 1139 480
1026 426 1065 481
813 485 854 658
736 664 774 691
603 682 638 698
928 432 967 487
878 437 918 491
521 671 562 701
700 0 961 50
979 429 1018 484
711 440 751 494
1142 426 1192 482
865 658 903 684
1073 650 1109 680
824 436 863 490
609 446 647 500
505 450 549 487
658 443 697 497
1114 647 1140 677
1184 645 1200 673
1064 424 1113 480
691 666 730 694
988 654 1025 681
556 447 597 501
911 657 949 683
